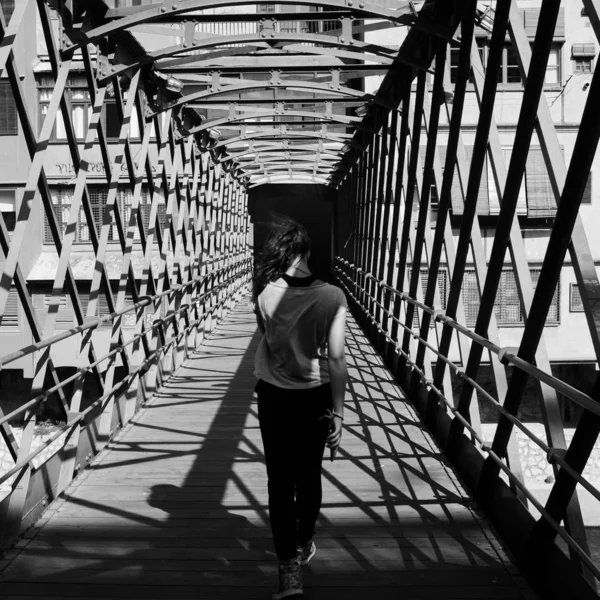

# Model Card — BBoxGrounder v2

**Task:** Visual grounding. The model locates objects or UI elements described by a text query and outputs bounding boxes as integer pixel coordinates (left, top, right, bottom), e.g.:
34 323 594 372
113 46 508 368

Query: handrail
0 257 251 369
334 255 600 583
0 262 252 485
0 265 250 429
335 257 599 417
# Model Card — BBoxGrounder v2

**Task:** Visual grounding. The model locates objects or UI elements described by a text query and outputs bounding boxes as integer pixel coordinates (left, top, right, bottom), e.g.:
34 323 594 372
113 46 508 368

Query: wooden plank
0 301 533 599
0 586 525 600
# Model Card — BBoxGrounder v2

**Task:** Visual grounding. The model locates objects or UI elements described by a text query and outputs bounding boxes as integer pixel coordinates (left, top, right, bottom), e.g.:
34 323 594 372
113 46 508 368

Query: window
257 4 276 13
545 46 561 85
0 188 16 232
3 289 19 329
33 293 73 330
582 174 593 204
79 292 114 328
570 283 584 313
574 57 593 74
462 268 560 326
0 0 15 22
449 39 485 84
572 43 595 74
469 42 561 88
501 45 522 85
38 76 91 140
524 148 592 215
108 0 150 6
0 81 17 135
409 268 448 328
431 145 492 215
102 87 141 140
43 186 161 244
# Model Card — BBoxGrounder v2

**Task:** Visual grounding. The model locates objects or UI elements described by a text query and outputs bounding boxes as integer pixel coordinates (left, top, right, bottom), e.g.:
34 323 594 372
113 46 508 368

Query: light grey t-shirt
254 278 347 389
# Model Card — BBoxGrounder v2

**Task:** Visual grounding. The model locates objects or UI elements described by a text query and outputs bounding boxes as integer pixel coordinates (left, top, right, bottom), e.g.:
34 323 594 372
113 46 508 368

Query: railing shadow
0 300 524 598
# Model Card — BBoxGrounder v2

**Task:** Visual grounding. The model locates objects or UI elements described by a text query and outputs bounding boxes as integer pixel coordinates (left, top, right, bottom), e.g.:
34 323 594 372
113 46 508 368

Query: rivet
277 79 282 85
271 32 276 37
359 2 364 7
340 37 345 43
111 66 116 72
349 39 355 45
172 4 178 9
183 42 188 47
161 6 167 12
348 1 353 5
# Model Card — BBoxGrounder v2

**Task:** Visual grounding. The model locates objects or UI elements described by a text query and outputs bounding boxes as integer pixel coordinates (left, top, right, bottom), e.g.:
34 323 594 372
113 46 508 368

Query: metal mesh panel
0 81 17 136
570 282 584 312
2 289 19 328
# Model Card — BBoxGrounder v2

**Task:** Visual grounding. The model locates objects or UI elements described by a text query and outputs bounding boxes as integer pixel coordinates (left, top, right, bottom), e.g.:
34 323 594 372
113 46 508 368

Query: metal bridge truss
0 1 600 599
334 1 600 598
0 0 252 551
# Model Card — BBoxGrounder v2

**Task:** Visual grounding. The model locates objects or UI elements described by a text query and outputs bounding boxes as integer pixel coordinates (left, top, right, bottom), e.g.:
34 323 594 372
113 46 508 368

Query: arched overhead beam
218 146 342 164
235 156 338 168
74 0 415 49
248 176 334 189
158 81 372 115
129 18 398 41
153 42 396 71
229 161 339 176
211 130 351 150
188 110 359 136
172 64 388 78
230 154 341 166
97 33 398 82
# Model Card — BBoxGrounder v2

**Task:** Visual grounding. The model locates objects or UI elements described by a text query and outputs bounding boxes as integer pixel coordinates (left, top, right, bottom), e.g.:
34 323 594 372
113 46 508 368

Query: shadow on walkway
0 299 536 599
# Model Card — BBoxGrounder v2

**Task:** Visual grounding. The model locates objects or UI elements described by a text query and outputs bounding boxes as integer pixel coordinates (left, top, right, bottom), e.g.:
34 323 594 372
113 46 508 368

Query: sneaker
297 541 316 566
272 560 303 599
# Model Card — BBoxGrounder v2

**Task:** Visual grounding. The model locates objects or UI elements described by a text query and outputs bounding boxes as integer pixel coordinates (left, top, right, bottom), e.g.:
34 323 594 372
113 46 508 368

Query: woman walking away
252 216 348 599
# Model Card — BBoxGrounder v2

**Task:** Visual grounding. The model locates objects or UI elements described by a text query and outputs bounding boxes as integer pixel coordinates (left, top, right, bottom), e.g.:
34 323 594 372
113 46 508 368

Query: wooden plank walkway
0 298 538 599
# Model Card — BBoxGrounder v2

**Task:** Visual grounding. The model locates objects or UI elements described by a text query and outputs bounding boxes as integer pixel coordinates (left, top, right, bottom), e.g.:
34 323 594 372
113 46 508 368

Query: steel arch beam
154 81 374 116
231 159 338 173
211 130 351 150
218 145 342 164
97 33 398 82
188 110 359 135
155 43 396 71
75 0 415 49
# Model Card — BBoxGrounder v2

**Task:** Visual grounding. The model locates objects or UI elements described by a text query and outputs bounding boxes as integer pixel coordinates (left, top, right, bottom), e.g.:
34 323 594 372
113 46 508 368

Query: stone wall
482 423 600 487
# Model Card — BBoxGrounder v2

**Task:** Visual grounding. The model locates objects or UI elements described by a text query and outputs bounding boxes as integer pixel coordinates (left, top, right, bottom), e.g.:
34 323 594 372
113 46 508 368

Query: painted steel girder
78 0 415 49
187 109 360 136
154 44 395 71
218 145 342 163
230 157 338 172
211 130 350 150
247 175 333 187
96 33 398 83
155 80 373 116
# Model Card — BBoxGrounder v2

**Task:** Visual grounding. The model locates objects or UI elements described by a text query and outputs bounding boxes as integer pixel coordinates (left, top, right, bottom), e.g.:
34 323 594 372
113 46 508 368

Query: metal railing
335 257 600 582
0 257 252 547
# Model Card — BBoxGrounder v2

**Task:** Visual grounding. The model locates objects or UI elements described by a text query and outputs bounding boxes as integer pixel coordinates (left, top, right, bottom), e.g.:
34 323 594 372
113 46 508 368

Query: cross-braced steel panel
2 1 600 599
335 1 600 598
0 0 251 549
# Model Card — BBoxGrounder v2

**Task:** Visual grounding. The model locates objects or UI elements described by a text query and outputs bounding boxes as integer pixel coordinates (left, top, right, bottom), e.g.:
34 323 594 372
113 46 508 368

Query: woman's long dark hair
252 215 311 302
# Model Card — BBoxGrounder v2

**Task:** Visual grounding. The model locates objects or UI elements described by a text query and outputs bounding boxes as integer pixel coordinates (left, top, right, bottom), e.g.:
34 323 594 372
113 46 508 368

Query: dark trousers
256 379 332 561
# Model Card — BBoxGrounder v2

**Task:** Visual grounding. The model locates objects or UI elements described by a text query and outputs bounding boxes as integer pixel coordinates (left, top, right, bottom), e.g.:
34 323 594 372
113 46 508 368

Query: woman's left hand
325 413 343 450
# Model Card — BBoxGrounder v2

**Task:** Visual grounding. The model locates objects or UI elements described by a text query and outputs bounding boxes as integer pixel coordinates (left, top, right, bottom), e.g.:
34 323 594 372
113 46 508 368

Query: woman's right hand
326 415 343 450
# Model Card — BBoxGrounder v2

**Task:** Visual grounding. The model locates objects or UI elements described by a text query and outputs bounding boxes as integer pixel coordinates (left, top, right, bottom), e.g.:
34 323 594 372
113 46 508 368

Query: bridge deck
0 299 537 599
